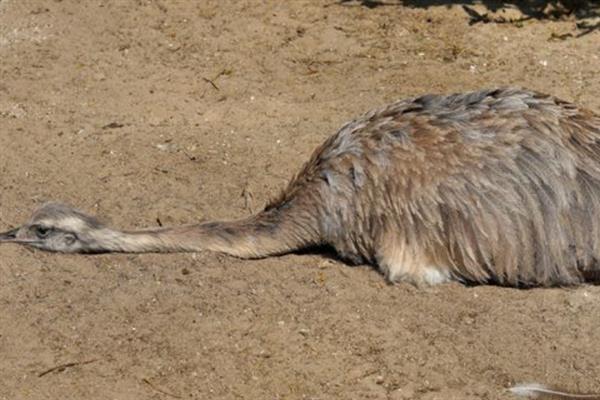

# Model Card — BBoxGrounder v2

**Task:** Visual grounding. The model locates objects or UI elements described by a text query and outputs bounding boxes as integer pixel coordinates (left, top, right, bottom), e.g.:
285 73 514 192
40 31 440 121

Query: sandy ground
0 1 599 399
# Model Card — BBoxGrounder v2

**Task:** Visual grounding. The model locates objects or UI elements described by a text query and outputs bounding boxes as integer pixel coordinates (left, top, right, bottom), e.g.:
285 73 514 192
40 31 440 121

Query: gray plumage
2 87 600 287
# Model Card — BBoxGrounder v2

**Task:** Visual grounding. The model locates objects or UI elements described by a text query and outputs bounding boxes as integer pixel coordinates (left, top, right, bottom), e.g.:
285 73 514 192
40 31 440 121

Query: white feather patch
509 383 600 399
509 383 549 398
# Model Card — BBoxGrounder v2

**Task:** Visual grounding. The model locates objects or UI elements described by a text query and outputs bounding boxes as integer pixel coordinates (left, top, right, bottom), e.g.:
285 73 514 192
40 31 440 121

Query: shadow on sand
338 0 600 36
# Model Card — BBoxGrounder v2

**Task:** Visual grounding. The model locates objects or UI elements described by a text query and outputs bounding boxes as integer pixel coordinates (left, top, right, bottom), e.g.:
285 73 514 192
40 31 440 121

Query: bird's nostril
0 228 18 241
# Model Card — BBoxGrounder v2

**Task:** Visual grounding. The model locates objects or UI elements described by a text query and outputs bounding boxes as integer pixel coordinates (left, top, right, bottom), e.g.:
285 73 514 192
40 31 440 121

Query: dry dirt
0 1 599 399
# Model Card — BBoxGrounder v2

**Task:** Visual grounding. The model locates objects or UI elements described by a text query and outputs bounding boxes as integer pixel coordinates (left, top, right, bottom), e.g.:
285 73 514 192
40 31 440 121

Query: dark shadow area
292 244 365 265
338 0 600 36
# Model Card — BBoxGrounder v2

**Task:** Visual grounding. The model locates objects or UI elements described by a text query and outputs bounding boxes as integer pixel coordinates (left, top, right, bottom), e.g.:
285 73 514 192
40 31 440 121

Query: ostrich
1 87 600 288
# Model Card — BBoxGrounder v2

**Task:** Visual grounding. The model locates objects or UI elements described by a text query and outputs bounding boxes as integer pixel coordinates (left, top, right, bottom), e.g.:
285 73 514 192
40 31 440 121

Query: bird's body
2 87 600 287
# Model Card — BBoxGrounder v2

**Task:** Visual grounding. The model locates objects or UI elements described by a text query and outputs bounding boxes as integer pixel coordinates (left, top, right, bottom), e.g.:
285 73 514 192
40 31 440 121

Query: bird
1 87 600 287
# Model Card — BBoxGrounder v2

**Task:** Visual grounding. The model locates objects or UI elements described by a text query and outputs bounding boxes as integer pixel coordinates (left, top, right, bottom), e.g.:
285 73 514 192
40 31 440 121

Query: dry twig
38 359 98 378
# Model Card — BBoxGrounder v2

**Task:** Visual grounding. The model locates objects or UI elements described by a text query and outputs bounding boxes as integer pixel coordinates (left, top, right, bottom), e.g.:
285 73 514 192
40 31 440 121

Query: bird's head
0 202 107 253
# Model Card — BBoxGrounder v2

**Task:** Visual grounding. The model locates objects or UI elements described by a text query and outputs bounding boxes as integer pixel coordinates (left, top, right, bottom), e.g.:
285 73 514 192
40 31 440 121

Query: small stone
299 328 310 336
156 142 179 152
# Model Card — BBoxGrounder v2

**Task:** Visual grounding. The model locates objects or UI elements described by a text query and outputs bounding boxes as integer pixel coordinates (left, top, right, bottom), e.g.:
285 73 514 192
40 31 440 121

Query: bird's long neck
92 206 320 258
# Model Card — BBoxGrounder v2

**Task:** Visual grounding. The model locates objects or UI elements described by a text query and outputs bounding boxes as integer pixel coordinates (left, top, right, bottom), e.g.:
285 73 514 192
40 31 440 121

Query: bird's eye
34 226 52 239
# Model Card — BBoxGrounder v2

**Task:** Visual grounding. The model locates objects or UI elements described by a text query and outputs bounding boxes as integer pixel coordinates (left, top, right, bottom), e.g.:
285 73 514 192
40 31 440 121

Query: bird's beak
0 227 20 243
